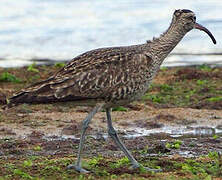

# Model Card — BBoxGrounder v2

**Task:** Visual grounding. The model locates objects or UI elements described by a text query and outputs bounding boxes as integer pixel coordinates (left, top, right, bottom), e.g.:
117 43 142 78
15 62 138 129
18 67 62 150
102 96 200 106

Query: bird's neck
148 23 188 64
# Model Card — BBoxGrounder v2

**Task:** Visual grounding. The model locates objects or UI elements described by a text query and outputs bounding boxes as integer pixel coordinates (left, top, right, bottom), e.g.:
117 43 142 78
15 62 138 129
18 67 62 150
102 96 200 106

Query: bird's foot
130 164 162 173
67 164 90 173
142 166 162 172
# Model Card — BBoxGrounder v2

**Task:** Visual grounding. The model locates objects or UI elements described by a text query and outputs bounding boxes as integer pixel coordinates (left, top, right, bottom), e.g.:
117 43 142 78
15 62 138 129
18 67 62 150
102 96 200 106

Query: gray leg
106 108 162 172
106 108 139 168
67 103 104 173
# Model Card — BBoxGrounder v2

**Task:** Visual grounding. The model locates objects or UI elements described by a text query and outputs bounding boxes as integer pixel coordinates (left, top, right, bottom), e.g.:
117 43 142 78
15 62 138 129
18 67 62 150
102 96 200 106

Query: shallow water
125 125 222 139
1 124 221 141
0 0 221 67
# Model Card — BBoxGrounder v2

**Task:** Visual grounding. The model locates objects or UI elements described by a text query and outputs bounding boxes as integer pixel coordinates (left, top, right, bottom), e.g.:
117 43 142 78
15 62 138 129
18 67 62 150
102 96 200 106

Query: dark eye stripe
181 9 193 13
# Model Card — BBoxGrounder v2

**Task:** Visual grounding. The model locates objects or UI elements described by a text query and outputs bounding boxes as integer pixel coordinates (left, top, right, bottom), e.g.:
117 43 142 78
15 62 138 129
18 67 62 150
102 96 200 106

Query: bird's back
7 43 155 108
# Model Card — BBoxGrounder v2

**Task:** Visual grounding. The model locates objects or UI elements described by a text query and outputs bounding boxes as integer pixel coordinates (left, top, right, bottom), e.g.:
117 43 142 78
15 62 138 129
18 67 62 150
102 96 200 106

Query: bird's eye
187 15 196 22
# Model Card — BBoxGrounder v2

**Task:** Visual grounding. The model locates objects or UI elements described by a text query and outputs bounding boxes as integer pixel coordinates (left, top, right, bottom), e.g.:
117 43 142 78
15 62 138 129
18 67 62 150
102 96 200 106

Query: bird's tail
2 77 56 110
1 76 90 110
3 91 35 110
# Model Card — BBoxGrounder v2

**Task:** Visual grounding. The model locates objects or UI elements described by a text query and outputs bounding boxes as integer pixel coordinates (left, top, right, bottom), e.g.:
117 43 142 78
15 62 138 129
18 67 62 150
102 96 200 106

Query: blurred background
0 0 221 67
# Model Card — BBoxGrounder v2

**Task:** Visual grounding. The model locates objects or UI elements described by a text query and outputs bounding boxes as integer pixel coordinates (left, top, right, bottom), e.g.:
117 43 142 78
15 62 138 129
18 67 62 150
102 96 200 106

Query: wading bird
4 9 216 173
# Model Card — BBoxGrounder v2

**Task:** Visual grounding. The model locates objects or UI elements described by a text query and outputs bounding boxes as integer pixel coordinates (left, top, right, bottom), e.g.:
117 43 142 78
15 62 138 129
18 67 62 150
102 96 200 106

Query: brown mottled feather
6 45 154 108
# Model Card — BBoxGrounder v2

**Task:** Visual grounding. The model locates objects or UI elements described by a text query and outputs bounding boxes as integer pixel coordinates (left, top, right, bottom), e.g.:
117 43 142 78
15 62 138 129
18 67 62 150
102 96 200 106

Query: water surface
0 0 221 67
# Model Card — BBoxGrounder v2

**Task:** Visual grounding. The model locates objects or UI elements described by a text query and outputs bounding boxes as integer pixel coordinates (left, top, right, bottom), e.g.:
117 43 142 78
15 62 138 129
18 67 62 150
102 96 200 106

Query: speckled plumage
8 45 154 107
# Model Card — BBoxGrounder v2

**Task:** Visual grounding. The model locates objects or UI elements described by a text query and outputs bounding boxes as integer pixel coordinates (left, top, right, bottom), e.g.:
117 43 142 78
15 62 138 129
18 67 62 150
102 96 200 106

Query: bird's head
172 9 216 44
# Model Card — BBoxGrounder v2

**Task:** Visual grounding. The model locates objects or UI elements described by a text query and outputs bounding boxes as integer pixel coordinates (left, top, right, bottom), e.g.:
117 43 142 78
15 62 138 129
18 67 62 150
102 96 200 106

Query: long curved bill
195 23 216 44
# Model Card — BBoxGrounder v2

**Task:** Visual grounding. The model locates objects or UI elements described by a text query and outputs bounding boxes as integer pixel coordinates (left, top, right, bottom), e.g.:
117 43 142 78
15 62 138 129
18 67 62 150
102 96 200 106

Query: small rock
148 143 171 154
0 92 7 105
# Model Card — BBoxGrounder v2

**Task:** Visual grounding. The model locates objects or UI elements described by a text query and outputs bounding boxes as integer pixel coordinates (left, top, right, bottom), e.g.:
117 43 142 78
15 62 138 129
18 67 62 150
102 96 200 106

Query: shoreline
0 55 222 68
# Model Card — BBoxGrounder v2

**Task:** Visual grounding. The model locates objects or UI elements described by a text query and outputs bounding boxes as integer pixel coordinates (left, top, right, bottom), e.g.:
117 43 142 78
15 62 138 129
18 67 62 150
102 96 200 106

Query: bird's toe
67 164 90 173
143 166 162 172
130 164 162 173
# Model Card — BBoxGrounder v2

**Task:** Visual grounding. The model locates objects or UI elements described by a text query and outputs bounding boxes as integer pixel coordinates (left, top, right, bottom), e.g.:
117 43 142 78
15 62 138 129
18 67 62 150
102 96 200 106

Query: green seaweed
27 63 39 73
0 72 21 83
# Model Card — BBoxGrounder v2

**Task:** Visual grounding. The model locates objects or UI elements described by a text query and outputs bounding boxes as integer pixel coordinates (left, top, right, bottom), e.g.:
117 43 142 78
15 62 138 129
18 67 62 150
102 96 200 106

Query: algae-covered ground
0 63 222 179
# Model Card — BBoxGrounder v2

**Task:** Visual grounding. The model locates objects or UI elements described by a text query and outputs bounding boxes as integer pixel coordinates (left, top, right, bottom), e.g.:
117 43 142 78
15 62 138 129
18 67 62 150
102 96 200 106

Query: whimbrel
5 9 216 173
